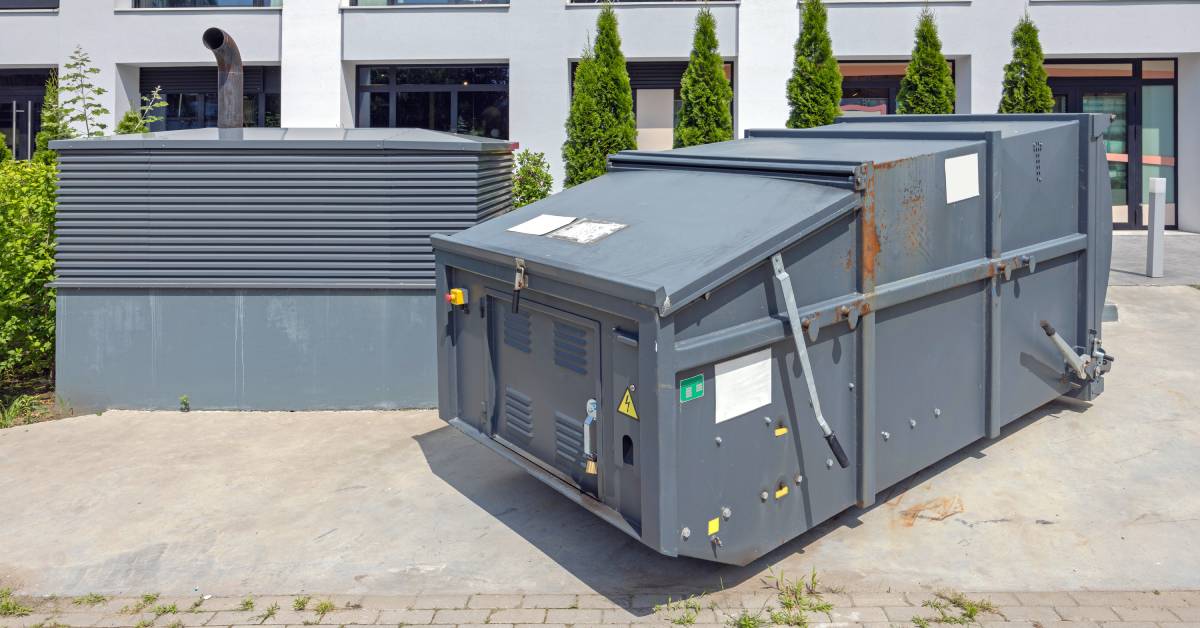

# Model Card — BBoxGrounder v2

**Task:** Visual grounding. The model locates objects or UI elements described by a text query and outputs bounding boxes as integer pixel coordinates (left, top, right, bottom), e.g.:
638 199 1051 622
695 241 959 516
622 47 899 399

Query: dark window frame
839 59 957 115
355 64 510 138
1047 57 1179 230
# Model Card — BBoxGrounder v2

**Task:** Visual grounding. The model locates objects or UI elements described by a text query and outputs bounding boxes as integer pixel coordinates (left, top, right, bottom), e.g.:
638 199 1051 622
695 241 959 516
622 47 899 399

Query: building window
131 0 279 7
839 60 956 116
349 0 505 5
355 65 510 140
0 0 59 8
1048 59 1178 229
140 66 281 130
0 69 51 161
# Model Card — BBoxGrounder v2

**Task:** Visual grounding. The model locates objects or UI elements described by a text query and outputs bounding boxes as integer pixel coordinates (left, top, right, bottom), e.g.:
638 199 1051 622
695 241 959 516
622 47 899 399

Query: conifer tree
786 0 842 129
998 14 1055 114
675 8 733 148
896 9 956 115
563 4 637 187
34 72 75 165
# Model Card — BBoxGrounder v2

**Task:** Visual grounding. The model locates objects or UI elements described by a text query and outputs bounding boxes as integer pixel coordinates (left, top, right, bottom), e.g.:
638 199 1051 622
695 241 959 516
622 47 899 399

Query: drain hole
622 435 634 465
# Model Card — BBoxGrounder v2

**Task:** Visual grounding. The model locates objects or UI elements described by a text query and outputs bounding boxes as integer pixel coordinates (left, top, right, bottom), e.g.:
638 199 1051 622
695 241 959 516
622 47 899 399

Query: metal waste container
432 114 1115 565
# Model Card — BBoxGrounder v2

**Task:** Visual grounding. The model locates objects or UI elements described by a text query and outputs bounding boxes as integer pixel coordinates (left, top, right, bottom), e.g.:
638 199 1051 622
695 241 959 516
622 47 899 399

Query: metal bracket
771 253 849 469
511 258 528 314
582 398 598 475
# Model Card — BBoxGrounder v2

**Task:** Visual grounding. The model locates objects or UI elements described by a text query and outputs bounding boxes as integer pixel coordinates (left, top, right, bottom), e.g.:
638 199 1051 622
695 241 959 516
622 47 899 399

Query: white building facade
1 0 1197 230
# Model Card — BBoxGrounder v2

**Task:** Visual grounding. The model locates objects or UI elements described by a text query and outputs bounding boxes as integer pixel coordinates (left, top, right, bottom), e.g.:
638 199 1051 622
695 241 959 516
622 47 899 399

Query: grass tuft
654 595 703 626
912 590 1000 626
313 599 336 621
72 593 108 607
239 597 255 611
0 589 33 618
122 593 160 615
726 607 768 628
254 602 280 624
152 603 178 617
293 596 311 611
762 568 834 627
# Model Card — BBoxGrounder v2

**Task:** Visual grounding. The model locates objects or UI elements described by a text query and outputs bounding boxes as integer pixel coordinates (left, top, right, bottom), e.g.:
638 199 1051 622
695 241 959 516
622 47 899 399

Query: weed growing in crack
293 596 311 611
912 591 1000 627
122 593 159 614
72 593 108 607
654 595 704 626
0 589 32 617
239 597 255 611
763 568 834 627
255 602 280 624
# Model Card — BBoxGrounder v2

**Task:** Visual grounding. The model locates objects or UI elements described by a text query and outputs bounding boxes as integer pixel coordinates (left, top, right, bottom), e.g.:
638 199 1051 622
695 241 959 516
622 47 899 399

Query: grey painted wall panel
57 288 437 411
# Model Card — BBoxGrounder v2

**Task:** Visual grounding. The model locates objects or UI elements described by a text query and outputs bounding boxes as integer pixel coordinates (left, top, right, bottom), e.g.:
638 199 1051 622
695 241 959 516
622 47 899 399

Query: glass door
0 99 36 161
1083 90 1135 227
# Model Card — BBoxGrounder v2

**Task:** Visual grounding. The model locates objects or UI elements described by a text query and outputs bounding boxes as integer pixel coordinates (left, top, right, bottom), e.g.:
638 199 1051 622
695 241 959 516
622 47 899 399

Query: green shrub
675 8 733 148
998 14 1055 114
116 86 167 135
896 9 956 115
34 72 74 165
786 0 842 129
563 4 637 187
0 160 57 379
0 133 11 163
512 149 553 208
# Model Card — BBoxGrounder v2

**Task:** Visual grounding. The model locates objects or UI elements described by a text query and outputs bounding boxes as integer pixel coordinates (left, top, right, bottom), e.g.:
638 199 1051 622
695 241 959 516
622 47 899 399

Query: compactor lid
434 167 860 313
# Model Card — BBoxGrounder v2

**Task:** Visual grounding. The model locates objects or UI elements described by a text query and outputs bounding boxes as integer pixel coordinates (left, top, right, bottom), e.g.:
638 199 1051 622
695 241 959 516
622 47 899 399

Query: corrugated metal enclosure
52 127 512 411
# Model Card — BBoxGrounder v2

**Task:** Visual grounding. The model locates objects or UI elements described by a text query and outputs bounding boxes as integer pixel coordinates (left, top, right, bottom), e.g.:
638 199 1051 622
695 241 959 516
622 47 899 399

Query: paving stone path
3 591 1199 628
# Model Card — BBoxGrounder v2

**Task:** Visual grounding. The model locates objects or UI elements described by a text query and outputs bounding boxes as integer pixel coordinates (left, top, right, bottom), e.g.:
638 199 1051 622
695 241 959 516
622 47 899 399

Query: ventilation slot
553 411 585 473
502 386 533 444
553 321 589 375
503 309 532 353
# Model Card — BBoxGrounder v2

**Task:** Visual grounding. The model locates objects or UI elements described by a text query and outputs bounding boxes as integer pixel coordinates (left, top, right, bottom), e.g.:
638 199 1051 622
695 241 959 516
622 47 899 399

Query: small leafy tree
563 4 637 187
0 159 57 378
34 72 75 165
896 9 956 115
512 149 554 208
116 86 167 135
675 8 733 148
786 0 842 129
60 46 110 138
998 14 1055 114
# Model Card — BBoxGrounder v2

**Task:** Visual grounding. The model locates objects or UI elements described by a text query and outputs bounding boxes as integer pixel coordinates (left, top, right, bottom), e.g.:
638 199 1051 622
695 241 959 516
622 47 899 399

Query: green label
679 374 705 403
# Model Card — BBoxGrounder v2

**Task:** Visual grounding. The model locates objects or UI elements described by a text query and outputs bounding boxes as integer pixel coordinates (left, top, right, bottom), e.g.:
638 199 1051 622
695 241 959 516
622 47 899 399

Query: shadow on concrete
414 397 1089 606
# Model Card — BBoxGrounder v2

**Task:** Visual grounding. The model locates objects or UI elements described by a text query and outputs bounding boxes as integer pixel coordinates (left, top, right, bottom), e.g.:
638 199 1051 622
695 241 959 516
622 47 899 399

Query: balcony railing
131 0 279 7
0 0 59 9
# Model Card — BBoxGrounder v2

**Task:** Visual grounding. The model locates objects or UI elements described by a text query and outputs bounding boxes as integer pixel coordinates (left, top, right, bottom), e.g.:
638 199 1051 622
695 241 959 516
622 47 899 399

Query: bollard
1146 177 1166 278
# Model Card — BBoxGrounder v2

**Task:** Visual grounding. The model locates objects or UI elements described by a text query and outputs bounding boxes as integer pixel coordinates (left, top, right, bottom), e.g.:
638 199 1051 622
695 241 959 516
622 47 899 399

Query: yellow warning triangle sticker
618 388 639 420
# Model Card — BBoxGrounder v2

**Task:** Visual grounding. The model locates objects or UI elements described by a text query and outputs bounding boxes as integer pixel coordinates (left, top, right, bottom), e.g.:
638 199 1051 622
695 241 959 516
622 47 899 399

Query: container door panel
489 295 601 497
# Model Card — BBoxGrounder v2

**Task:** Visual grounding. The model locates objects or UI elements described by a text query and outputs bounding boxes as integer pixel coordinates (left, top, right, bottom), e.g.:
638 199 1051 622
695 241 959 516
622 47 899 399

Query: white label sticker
944 153 980 204
507 214 576 236
548 219 627 244
714 348 772 424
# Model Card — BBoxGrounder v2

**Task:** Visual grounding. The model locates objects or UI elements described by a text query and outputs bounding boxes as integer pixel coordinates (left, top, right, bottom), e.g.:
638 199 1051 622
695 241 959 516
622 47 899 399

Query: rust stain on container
861 168 881 285
901 178 927 255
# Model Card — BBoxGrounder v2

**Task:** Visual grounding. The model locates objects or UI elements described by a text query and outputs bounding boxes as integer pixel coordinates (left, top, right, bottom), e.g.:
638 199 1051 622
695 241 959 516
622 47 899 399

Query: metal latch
771 253 849 469
512 258 528 314
582 398 598 475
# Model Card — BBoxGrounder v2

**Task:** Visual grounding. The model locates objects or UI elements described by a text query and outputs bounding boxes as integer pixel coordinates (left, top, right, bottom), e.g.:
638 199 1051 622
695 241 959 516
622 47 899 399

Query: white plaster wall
736 0 797 133
280 0 341 128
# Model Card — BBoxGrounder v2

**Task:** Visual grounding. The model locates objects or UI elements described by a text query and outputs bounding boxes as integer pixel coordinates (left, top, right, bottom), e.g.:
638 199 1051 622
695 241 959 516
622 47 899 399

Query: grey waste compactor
432 114 1115 565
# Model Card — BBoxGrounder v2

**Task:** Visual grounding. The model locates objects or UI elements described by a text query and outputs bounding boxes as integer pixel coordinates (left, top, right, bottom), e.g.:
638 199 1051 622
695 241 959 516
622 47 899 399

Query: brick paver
3 589 1198 627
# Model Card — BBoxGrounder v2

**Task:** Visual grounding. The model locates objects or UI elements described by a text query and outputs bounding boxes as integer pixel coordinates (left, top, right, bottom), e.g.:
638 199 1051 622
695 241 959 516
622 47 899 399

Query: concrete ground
2 285 1198 603
1109 232 1200 286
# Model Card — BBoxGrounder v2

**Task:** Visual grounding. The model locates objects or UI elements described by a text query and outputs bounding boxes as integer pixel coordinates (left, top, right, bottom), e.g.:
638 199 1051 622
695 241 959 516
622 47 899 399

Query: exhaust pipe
202 27 243 129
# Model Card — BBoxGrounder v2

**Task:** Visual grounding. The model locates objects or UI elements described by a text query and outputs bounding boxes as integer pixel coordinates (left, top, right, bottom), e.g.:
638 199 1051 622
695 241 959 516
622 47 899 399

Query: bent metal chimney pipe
202 27 243 129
